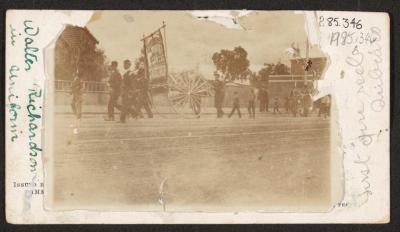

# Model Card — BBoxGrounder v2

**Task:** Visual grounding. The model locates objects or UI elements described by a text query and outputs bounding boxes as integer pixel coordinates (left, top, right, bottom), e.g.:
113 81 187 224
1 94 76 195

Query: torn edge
158 177 168 212
191 10 253 30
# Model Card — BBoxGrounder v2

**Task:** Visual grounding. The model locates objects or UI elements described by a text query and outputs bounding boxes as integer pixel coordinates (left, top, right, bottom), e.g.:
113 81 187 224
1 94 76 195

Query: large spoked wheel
168 71 210 117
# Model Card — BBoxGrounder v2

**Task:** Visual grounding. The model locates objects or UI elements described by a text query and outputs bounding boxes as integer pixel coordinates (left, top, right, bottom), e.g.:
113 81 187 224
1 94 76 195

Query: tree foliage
252 62 291 89
55 27 107 82
78 48 107 81
273 62 290 75
258 62 290 78
212 46 250 81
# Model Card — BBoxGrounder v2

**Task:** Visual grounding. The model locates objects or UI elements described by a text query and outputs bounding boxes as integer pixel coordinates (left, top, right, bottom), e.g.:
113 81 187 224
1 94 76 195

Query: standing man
258 88 265 112
289 88 298 117
264 89 270 112
273 97 281 114
320 95 331 118
70 71 84 134
105 61 122 121
135 62 153 118
228 91 241 118
302 90 313 117
213 72 225 118
247 88 256 118
284 96 290 113
293 92 303 117
130 67 142 118
120 59 139 123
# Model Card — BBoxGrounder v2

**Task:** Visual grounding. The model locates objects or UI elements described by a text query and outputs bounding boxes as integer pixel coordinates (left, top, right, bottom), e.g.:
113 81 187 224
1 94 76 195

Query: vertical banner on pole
143 28 168 89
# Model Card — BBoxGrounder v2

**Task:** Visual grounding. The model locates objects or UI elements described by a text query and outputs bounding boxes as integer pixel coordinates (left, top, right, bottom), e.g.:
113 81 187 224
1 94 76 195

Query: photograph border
1 0 399 231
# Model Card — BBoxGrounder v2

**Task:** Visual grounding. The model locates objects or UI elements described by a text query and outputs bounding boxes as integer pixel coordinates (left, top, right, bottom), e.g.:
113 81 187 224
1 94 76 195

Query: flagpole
143 34 150 80
305 38 309 84
162 21 169 79
141 23 167 41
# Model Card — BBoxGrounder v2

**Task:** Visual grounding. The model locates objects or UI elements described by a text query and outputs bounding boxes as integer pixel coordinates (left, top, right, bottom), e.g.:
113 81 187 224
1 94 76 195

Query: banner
143 29 167 83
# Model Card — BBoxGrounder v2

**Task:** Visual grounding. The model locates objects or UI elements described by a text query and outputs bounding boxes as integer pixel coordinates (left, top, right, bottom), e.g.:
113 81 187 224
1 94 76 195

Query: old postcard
5 10 389 223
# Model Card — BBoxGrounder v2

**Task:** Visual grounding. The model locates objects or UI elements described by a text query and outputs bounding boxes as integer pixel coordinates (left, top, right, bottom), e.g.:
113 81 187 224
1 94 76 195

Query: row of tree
211 46 291 85
55 28 289 84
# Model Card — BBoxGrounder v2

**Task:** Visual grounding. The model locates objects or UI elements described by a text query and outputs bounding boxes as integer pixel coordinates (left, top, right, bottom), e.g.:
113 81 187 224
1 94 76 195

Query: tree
258 63 273 81
252 63 272 89
55 26 107 82
78 48 107 81
273 61 290 75
212 46 250 81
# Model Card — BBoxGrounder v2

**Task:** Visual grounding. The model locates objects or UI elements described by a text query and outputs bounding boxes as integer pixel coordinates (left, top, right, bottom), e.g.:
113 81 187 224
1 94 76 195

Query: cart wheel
168 71 209 117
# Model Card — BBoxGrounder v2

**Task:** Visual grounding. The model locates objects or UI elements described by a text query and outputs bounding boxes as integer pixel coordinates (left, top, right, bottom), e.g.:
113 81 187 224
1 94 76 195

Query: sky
86 11 324 75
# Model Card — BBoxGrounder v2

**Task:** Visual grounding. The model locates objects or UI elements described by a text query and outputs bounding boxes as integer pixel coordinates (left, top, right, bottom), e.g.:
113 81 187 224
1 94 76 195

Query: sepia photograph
46 11 338 212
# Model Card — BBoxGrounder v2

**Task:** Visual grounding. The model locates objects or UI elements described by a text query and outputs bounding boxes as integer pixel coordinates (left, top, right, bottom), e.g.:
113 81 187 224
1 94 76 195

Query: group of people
213 72 330 119
70 68 330 125
70 59 154 126
213 73 281 119
284 89 331 118
106 60 153 123
284 88 314 117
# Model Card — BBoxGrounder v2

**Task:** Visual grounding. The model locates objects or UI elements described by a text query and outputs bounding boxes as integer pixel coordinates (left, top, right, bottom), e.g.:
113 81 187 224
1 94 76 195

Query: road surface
51 110 331 212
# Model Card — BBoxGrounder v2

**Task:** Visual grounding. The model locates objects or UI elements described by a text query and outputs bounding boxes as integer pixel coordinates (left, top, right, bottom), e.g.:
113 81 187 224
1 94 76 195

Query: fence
55 74 316 93
55 80 109 93
268 74 315 82
54 74 317 108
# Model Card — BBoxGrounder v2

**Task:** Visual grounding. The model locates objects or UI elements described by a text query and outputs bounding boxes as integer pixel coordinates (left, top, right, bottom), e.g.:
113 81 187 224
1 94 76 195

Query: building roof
60 25 99 48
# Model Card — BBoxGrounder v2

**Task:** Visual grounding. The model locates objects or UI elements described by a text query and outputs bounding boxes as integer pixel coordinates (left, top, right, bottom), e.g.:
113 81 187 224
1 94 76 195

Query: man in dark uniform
105 61 122 121
213 72 225 118
135 62 153 118
120 59 139 123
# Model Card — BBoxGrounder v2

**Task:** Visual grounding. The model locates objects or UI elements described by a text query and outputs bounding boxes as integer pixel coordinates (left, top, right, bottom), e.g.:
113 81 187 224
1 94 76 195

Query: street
52 110 331 212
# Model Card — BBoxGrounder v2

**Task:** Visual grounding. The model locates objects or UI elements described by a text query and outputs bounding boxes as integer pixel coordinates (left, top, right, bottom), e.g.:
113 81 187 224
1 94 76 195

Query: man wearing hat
120 59 139 123
105 61 122 121
213 72 225 118
135 61 153 118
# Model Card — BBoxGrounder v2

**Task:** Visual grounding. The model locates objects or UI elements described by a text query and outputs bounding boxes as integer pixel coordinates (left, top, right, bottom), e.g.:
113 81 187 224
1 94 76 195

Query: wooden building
55 25 99 81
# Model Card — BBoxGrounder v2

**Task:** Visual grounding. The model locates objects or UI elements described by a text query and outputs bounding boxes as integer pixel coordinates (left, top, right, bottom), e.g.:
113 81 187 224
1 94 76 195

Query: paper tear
88 11 103 24
298 11 332 101
158 177 168 211
191 10 253 30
